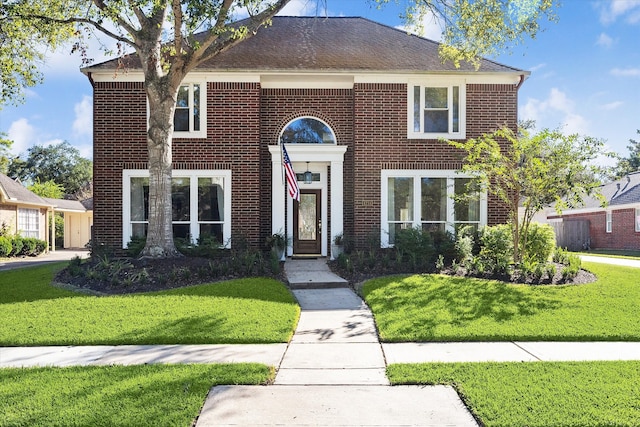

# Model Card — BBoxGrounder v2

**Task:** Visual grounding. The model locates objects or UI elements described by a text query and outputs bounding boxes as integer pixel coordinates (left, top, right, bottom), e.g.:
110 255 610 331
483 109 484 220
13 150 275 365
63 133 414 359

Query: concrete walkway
3 256 640 426
580 254 640 268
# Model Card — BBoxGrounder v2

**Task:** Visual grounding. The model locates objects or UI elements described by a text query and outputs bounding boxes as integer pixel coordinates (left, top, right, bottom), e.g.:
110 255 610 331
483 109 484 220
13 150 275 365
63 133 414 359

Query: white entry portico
268 144 347 258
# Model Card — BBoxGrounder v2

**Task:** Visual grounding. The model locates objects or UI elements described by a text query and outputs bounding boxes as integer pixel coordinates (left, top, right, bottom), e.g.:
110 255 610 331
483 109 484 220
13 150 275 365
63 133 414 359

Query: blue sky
1 0 639 167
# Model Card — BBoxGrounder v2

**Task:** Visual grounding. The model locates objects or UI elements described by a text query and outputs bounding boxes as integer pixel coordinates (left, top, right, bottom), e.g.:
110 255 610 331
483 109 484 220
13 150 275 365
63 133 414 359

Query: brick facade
92 80 519 254
550 209 640 250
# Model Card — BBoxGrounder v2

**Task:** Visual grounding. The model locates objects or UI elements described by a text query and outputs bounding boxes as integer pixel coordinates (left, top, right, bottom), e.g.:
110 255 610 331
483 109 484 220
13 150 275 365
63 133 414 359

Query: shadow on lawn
368 275 564 339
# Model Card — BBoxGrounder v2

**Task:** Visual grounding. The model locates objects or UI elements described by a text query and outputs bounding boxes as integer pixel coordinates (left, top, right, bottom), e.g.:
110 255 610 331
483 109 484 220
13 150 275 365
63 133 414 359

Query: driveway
0 249 89 271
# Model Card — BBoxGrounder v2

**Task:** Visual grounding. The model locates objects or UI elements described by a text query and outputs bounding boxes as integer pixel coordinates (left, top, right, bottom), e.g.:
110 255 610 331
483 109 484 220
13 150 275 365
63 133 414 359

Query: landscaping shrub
523 222 556 264
394 227 434 268
431 230 457 266
0 236 12 257
478 224 513 275
10 236 23 257
126 237 146 258
20 237 39 256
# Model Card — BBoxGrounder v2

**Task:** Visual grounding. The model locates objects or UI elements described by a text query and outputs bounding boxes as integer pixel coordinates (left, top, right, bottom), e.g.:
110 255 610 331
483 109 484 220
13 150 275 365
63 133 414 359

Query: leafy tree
9 141 92 196
0 1 78 107
28 179 65 199
6 0 559 257
612 129 640 178
378 0 557 68
0 133 13 174
448 126 608 264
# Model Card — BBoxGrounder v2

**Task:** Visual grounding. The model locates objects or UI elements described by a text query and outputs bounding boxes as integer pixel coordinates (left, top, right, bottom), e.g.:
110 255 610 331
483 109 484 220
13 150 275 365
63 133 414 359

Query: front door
294 189 322 254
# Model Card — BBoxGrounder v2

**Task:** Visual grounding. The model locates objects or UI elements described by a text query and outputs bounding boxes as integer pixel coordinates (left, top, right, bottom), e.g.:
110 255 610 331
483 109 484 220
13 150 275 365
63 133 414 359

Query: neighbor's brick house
547 172 640 250
83 17 527 257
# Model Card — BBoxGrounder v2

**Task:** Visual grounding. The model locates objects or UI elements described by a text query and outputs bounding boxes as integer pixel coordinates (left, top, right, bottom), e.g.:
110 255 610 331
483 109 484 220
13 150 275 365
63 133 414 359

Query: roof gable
0 174 50 207
85 16 525 75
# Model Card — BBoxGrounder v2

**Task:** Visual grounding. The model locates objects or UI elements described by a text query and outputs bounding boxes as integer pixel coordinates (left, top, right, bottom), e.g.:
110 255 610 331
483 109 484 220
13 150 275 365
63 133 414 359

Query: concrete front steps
284 258 349 289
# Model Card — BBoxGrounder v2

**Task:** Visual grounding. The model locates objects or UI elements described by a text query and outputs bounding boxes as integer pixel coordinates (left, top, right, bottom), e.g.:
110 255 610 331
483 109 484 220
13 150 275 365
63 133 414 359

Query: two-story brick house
83 16 527 257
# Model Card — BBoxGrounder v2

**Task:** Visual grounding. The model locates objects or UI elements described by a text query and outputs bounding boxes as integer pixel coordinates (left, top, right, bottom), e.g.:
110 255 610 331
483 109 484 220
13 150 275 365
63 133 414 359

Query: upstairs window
173 82 205 138
408 80 465 139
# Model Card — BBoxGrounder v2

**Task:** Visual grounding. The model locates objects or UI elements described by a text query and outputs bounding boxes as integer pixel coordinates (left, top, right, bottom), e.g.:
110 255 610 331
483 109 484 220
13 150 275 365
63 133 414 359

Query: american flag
282 144 300 202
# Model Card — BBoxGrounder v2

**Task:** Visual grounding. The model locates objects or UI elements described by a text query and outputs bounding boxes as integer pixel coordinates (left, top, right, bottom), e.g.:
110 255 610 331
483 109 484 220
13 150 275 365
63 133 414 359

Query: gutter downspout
516 74 526 90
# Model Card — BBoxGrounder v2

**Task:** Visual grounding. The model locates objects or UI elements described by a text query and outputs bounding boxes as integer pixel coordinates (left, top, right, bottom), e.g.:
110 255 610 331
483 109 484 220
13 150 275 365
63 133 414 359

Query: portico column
330 160 344 259
270 147 286 258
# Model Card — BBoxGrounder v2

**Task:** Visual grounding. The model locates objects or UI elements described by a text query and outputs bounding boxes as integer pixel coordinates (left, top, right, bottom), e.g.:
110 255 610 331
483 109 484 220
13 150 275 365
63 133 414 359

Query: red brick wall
552 209 640 250
352 83 517 247
93 80 518 253
93 81 261 253
260 88 354 247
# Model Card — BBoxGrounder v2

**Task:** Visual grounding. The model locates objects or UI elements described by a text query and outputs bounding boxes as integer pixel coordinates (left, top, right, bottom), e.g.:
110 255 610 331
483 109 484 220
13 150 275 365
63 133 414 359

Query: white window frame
18 208 40 238
636 208 640 232
408 78 466 139
170 81 206 139
606 211 612 233
381 170 487 247
122 169 231 248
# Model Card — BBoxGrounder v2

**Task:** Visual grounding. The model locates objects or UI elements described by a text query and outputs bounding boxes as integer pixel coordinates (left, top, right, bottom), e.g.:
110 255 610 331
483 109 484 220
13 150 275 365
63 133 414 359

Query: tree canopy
9 141 92 197
611 129 640 179
2 0 560 257
448 125 607 263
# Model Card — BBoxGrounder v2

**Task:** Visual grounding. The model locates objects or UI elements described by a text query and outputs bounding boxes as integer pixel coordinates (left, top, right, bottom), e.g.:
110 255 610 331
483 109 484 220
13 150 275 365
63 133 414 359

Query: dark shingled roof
0 174 50 206
569 171 640 210
84 16 525 74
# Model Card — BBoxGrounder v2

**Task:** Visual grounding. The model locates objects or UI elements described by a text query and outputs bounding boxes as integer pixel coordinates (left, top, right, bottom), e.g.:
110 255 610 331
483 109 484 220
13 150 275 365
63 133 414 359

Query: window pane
193 84 200 132
413 86 421 132
198 177 224 221
281 117 335 144
176 85 189 108
452 86 459 132
388 177 413 222
130 177 149 221
174 109 189 132
389 222 412 245
424 110 449 133
173 224 190 239
421 178 446 221
172 178 190 221
454 178 480 222
131 223 148 238
424 87 447 108
199 224 223 245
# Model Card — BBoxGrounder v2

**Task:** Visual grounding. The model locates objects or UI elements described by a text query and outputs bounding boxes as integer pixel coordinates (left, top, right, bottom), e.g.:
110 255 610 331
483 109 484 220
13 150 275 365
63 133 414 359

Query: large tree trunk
139 79 181 258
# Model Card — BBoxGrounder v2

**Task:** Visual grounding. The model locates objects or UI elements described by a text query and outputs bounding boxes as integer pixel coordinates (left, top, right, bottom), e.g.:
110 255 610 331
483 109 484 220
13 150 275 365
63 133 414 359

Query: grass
0 363 271 427
387 361 640 427
362 262 640 342
0 263 299 345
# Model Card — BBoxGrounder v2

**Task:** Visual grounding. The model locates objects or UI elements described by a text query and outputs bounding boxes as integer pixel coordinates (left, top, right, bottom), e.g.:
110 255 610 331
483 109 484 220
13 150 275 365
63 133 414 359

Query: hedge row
0 236 47 258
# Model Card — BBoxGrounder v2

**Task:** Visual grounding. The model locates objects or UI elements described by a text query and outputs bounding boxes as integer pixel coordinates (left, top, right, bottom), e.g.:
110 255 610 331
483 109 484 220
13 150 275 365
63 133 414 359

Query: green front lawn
388 361 640 427
362 262 640 341
0 364 271 427
0 264 299 345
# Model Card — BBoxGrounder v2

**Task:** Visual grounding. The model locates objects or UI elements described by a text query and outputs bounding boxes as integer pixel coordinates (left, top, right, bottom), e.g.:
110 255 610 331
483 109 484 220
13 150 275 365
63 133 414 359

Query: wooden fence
550 220 590 251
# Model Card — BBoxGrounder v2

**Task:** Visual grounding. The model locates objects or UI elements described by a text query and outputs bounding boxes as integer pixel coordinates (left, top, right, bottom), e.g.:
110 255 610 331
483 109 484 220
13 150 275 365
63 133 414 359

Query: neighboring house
83 17 527 257
547 172 640 250
44 198 94 249
0 173 53 246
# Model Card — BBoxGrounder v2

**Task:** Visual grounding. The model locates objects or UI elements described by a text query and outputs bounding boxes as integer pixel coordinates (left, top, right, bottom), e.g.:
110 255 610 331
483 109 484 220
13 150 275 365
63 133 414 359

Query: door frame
293 189 322 254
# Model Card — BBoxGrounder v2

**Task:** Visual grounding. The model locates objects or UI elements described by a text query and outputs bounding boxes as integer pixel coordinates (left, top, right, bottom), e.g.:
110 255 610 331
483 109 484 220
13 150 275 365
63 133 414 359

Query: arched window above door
280 117 336 144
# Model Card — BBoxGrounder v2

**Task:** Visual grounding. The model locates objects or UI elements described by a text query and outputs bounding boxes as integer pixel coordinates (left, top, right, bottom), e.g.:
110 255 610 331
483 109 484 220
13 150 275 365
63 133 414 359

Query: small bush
523 222 556 264
394 227 434 268
126 237 146 258
561 253 582 282
455 226 476 270
20 237 39 256
0 236 12 257
478 224 513 275
10 236 23 257
553 247 570 264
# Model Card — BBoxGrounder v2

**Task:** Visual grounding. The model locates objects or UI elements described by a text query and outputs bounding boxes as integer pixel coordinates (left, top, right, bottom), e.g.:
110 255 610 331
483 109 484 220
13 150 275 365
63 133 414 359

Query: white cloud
597 0 640 24
520 88 589 135
596 32 614 48
611 67 640 77
278 0 320 16
7 119 36 155
72 96 93 137
396 11 443 42
530 63 547 72
601 101 624 110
